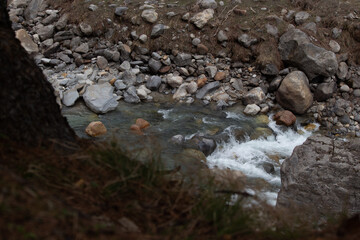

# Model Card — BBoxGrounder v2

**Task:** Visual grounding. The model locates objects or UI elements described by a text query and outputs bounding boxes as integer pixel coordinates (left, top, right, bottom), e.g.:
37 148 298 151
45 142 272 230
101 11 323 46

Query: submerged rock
135 118 150 129
85 121 107 137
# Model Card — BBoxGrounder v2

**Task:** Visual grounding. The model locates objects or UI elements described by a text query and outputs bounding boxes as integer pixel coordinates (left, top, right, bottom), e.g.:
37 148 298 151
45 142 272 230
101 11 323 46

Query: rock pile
7 0 360 136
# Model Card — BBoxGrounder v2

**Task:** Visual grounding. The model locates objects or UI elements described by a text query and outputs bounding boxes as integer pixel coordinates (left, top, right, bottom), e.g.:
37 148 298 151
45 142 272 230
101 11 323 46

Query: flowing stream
63 100 317 205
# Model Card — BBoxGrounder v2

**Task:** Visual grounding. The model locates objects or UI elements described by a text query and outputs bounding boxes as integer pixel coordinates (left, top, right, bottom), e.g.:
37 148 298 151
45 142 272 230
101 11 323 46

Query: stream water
63 99 317 206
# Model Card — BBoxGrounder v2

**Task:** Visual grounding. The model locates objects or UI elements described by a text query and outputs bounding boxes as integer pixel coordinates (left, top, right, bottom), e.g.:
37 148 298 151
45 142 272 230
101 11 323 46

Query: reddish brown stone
85 121 107 137
135 118 150 129
159 65 171 73
214 71 226 81
197 44 208 54
234 9 247 16
273 110 297 126
109 78 116 85
197 77 208 88
130 124 141 131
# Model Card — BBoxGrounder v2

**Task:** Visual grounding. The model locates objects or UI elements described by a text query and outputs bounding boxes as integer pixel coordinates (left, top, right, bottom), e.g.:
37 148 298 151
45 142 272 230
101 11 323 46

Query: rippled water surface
63 100 317 205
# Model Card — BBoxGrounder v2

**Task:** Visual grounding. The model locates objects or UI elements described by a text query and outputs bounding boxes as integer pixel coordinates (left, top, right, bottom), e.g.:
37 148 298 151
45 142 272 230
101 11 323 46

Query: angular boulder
146 76 162 91
279 29 338 80
196 81 220 99
173 83 189 100
62 88 79 107
242 87 265 105
83 83 119 114
151 24 168 38
24 0 44 20
15 29 39 54
141 9 158 23
190 9 214 29
276 71 313 114
167 74 183 88
314 81 336 101
277 135 360 215
174 53 192 67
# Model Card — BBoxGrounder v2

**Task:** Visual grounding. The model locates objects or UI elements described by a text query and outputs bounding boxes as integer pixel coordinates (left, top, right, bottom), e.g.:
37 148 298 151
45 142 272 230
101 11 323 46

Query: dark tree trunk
0 2 76 146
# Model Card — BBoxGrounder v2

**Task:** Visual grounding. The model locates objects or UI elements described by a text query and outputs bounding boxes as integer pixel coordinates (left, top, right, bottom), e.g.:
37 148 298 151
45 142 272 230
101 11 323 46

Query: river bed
62 100 317 205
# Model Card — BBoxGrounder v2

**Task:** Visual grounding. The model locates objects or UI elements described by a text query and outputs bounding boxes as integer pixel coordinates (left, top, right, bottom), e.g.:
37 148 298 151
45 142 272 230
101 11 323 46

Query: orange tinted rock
197 44 208 54
197 77 208 88
159 65 171 73
234 9 247 15
85 121 107 137
273 110 296 126
122 44 131 53
214 71 226 81
109 78 116 85
130 124 141 131
135 118 150 129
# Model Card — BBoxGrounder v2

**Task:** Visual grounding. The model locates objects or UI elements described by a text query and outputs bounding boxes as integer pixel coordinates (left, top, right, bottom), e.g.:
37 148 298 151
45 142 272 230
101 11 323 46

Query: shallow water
63 100 317 205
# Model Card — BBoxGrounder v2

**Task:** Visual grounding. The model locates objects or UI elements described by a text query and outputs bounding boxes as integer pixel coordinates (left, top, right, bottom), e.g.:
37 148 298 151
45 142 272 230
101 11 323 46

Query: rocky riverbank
7 0 360 138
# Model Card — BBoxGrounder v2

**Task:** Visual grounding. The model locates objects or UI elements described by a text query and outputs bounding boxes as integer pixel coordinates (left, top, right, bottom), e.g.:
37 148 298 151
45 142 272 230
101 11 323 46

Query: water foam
158 109 173 119
207 113 318 205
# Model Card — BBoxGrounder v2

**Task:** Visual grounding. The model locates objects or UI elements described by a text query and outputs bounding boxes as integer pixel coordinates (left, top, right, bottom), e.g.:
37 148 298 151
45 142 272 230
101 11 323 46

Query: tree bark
0 2 76 146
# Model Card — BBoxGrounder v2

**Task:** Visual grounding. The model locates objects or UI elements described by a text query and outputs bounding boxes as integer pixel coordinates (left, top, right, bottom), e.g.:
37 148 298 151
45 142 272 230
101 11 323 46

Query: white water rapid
207 113 318 206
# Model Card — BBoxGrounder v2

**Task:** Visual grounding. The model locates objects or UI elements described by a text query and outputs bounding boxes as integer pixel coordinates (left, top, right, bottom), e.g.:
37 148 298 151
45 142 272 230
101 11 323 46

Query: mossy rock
304 123 317 131
250 127 273 140
255 114 270 125
181 148 207 163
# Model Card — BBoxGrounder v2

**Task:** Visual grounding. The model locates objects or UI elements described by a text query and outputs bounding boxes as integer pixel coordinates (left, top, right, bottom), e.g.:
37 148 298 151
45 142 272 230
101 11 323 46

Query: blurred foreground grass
0 140 356 240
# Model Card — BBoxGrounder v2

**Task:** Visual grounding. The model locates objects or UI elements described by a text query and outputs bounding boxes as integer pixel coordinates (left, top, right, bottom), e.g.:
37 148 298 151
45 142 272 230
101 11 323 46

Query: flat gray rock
196 81 220 99
62 88 79 107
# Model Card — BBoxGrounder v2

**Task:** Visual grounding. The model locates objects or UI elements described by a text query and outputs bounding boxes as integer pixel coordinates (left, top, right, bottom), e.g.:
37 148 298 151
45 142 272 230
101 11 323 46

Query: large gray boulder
279 29 338 80
276 71 313 114
277 135 360 216
83 83 119 114
278 29 310 61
